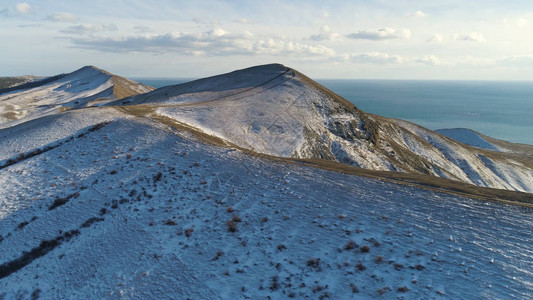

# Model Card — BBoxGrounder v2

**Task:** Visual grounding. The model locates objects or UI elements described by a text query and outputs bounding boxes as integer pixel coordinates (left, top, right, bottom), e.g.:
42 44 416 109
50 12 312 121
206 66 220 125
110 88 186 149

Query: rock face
0 66 152 128
114 63 533 192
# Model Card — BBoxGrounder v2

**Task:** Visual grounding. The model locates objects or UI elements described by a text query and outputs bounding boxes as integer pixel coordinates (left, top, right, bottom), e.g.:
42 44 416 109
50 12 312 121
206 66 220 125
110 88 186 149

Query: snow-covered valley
1 64 532 298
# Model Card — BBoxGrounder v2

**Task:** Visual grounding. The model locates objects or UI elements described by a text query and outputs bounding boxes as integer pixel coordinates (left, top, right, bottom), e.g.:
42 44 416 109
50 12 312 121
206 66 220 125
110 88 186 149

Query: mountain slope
0 106 532 298
0 66 152 129
111 64 533 193
0 76 40 90
435 128 502 151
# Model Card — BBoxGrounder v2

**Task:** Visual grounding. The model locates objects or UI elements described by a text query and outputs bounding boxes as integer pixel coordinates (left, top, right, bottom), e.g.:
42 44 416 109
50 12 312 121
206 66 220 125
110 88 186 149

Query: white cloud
0 3 32 17
455 32 486 42
415 55 443 65
406 10 427 18
61 24 118 35
308 25 342 42
14 2 31 14
427 33 444 43
346 28 411 41
209 28 227 37
46 12 78 23
341 52 405 64
252 39 336 57
67 28 336 58
516 18 529 27
502 17 528 28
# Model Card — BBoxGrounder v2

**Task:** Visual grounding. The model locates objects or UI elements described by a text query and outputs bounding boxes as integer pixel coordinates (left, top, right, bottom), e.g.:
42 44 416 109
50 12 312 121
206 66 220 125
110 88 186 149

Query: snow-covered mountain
0 66 152 128
1 64 533 298
0 75 40 89
1 106 532 299
111 64 533 193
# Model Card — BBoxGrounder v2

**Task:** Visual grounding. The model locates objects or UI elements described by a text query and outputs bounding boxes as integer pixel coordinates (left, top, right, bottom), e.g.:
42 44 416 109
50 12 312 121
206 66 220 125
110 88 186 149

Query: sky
2 0 533 80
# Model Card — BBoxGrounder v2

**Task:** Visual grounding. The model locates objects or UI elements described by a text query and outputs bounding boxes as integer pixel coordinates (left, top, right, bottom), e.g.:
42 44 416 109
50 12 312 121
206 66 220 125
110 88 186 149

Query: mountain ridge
109 64 533 193
1 63 533 298
0 66 152 128
2 63 532 194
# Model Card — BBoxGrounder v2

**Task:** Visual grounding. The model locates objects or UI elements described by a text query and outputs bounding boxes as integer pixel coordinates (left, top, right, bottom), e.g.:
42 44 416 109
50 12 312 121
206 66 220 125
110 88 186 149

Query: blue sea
133 78 533 146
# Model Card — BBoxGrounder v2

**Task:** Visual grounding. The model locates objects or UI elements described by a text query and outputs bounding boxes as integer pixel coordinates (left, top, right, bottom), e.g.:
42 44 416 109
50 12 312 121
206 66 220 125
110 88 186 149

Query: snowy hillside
0 66 152 129
112 64 533 193
436 128 501 151
1 106 532 299
1 64 533 298
0 75 40 90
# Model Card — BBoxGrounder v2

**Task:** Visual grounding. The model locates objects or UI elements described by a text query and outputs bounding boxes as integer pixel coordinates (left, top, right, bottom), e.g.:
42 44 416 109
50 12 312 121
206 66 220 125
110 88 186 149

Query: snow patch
436 128 501 151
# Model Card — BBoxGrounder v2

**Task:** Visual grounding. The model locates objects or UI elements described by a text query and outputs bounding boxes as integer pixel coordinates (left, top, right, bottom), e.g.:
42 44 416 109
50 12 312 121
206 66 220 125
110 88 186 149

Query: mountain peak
57 65 153 99
113 64 533 193
66 65 111 78
0 66 152 128
80 65 101 71
232 63 288 72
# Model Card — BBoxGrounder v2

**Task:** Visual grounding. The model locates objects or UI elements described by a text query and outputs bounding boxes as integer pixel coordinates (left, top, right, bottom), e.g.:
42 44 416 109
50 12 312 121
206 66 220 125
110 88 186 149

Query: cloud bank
64 27 448 67
308 25 342 42
341 52 405 64
455 32 486 42
46 12 78 23
415 55 443 65
406 10 427 18
68 28 336 58
346 28 411 41
61 24 118 35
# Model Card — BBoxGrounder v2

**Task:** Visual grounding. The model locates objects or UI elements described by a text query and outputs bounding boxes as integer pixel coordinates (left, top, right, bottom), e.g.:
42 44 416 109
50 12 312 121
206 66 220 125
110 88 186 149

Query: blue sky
2 0 533 79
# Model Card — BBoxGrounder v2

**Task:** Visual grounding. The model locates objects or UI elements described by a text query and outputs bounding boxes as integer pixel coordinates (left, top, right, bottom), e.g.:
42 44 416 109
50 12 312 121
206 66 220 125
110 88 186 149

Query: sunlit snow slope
112 64 533 193
436 128 500 151
1 107 532 299
0 66 152 129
